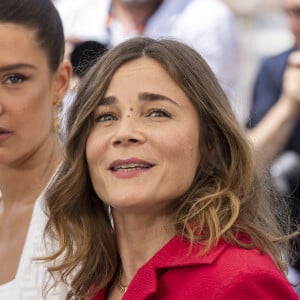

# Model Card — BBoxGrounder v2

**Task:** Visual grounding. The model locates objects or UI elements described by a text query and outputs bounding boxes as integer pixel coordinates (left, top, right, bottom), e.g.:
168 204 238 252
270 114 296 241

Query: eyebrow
98 92 179 106
139 92 179 106
0 63 37 73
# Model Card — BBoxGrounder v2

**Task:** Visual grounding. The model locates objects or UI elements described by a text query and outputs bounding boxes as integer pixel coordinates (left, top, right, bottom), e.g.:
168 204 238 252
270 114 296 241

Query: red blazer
93 236 298 299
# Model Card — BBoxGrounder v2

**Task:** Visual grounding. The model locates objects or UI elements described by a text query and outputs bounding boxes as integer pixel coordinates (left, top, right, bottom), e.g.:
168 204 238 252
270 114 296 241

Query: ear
52 60 72 105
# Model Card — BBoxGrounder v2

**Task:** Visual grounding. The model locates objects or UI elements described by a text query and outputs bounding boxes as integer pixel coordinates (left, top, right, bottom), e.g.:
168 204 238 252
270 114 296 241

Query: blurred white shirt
55 0 239 99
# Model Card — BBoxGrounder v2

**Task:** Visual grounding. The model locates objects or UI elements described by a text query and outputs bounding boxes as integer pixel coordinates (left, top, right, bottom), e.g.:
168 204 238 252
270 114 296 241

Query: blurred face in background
284 0 300 46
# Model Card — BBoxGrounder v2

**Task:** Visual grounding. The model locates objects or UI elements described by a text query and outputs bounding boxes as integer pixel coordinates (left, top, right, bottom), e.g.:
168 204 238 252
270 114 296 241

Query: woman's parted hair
45 37 292 298
0 0 65 71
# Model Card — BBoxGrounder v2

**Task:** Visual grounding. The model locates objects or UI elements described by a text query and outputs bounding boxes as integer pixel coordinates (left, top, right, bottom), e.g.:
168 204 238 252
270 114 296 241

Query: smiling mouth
111 163 154 172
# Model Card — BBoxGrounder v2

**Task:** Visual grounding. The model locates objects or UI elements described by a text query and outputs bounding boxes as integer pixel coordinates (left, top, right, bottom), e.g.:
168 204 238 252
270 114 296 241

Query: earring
53 100 62 134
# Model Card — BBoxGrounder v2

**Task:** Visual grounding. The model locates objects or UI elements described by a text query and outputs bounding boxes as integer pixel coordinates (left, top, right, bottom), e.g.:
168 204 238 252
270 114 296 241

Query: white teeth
113 163 151 171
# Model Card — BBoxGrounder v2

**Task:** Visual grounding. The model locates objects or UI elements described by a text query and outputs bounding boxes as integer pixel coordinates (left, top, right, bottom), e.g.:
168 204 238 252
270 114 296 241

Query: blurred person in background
0 0 71 298
247 0 300 290
54 0 239 97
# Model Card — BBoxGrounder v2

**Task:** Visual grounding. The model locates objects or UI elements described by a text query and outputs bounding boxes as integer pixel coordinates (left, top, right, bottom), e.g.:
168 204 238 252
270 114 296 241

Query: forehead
113 57 167 77
104 57 198 112
107 57 178 89
0 22 36 40
105 57 186 97
0 23 46 66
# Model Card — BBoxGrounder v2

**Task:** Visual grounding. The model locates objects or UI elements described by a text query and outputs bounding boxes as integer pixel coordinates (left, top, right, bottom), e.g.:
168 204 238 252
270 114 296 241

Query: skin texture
86 57 200 215
0 22 71 284
0 23 61 166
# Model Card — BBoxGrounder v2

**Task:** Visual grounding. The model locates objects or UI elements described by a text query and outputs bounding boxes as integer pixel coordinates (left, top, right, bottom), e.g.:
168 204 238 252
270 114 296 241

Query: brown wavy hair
43 37 294 299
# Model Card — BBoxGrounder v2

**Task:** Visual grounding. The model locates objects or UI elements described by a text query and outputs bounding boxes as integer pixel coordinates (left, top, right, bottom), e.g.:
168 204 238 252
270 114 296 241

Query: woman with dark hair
45 37 297 299
0 0 71 298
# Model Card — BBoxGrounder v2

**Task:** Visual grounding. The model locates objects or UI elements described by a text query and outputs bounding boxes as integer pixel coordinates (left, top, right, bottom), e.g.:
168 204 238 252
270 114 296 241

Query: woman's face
86 57 200 214
0 23 63 166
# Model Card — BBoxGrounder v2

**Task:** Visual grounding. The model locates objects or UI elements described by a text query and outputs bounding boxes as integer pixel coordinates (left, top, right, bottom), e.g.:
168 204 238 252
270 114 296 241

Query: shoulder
157 240 297 299
267 48 295 62
54 0 110 41
213 244 281 276
164 242 283 281
153 0 233 28
169 0 236 53
214 246 295 299
181 0 234 26
119 237 297 299
212 246 297 299
259 48 295 73
155 0 234 29
184 0 232 16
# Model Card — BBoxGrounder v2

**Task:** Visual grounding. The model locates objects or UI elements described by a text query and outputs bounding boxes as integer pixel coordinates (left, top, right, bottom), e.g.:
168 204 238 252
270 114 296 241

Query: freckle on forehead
129 107 134 111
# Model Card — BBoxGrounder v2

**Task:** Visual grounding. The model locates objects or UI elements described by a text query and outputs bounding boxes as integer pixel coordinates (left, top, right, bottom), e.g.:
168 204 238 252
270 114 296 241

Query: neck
113 210 176 285
0 136 62 206
111 0 162 33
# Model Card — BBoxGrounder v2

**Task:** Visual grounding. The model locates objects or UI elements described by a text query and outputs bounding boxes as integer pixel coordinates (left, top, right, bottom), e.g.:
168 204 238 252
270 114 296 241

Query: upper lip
0 127 12 134
109 158 155 171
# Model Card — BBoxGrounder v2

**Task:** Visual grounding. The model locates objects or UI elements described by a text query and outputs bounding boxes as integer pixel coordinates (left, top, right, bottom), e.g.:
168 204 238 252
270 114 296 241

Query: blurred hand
288 51 300 67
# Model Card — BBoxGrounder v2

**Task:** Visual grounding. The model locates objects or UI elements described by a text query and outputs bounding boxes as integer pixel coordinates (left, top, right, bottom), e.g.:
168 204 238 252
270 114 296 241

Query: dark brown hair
0 0 65 71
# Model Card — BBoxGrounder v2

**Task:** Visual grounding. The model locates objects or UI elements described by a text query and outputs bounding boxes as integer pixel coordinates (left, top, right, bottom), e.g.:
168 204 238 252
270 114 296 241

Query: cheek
24 82 53 112
180 136 200 174
86 133 99 167
86 134 103 191
16 91 53 135
161 127 200 172
157 129 199 200
86 132 113 202
86 130 107 170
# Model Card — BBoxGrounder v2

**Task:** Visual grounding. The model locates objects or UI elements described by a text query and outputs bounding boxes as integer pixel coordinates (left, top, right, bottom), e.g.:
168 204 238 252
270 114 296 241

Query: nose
112 117 145 146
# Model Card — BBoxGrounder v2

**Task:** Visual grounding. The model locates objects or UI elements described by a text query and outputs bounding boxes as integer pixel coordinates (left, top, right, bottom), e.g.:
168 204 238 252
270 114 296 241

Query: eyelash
94 108 172 123
2 73 30 85
94 112 117 123
147 108 171 118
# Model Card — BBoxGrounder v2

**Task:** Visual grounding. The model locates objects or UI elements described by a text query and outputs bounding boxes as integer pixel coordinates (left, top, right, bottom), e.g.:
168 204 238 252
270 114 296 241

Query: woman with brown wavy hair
44 37 298 299
0 0 71 298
